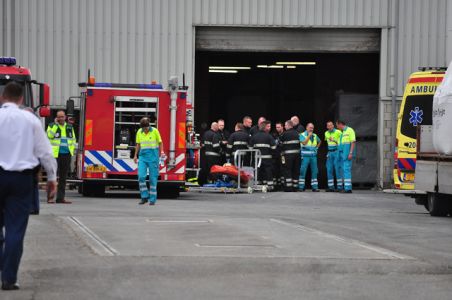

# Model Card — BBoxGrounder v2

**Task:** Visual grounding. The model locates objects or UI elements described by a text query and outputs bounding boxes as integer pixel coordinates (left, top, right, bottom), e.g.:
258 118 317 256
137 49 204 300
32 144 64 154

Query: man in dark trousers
217 119 230 164
250 121 276 191
0 82 57 290
272 122 285 190
201 122 221 183
46 110 76 204
280 120 301 191
226 122 250 165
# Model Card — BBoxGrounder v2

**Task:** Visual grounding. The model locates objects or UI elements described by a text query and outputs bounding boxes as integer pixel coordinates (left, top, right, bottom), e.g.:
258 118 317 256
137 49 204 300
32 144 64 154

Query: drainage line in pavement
67 216 119 256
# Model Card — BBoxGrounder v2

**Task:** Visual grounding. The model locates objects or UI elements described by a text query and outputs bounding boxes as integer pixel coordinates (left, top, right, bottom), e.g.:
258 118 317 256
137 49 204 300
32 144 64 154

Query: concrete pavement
2 189 452 299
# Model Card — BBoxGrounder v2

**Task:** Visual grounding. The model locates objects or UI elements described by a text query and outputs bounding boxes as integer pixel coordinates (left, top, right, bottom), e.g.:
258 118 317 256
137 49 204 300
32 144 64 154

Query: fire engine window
113 97 158 159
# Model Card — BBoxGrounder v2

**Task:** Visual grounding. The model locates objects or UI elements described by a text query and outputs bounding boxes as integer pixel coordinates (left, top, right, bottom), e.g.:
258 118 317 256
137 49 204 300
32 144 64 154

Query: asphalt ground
2 189 452 299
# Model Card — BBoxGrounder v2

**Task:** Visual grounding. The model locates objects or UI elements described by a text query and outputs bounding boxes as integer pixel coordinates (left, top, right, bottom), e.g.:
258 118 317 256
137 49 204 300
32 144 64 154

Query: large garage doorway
194 27 380 188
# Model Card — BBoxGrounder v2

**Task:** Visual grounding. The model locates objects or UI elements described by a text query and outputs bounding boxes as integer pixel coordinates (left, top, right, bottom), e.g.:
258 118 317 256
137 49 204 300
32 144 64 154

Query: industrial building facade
2 0 452 187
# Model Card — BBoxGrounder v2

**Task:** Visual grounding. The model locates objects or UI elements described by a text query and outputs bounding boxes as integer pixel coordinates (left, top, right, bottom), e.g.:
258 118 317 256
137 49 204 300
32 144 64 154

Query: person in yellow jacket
133 117 164 205
324 121 342 192
46 110 76 203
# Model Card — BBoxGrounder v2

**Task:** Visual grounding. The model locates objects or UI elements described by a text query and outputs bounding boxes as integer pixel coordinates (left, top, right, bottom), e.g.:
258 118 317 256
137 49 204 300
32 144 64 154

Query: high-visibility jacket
300 131 320 157
136 127 162 160
324 129 342 151
339 126 356 159
47 122 76 158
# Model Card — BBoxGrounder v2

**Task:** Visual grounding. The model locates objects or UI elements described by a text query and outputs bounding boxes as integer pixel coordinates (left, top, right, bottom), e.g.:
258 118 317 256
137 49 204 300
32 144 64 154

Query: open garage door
196 27 380 53
194 28 380 188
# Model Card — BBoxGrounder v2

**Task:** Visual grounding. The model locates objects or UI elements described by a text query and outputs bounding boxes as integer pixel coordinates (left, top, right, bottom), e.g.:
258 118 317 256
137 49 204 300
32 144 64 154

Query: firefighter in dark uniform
250 121 276 191
242 116 253 136
217 119 230 164
250 116 266 136
201 122 221 183
272 122 284 190
226 122 250 165
291 115 305 134
280 120 301 192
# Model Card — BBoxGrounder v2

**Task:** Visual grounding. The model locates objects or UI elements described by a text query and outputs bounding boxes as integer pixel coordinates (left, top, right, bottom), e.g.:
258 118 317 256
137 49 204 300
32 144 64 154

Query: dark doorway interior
195 51 379 187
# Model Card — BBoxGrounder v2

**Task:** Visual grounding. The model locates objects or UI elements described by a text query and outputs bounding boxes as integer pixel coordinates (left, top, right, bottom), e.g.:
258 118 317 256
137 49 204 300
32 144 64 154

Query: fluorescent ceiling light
268 65 284 69
257 65 268 68
286 66 296 69
209 70 238 73
209 66 251 70
276 62 316 65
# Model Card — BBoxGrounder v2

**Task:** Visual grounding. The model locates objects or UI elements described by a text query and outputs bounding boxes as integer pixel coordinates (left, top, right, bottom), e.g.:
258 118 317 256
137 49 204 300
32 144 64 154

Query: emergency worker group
202 115 356 193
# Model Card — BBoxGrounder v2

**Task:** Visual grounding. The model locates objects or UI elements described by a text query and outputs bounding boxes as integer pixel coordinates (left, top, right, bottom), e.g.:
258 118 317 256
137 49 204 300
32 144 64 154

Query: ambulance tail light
393 138 399 169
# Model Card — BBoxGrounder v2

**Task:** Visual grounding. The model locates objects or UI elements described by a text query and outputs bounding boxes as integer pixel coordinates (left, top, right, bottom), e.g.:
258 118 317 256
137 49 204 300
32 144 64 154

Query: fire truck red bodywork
0 57 50 116
76 82 187 196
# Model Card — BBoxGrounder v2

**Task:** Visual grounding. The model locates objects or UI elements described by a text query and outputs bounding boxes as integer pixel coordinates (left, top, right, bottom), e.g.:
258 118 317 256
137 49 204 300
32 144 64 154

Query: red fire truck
73 75 197 198
0 56 50 116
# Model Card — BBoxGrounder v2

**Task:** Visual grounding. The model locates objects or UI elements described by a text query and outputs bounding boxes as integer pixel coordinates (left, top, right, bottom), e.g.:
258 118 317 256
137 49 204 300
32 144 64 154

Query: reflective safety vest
339 126 356 158
47 122 76 158
324 129 342 151
339 126 356 145
136 127 162 152
300 131 320 157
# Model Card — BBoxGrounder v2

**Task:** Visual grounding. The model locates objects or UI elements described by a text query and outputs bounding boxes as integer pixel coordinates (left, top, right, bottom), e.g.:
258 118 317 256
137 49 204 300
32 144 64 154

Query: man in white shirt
0 82 57 291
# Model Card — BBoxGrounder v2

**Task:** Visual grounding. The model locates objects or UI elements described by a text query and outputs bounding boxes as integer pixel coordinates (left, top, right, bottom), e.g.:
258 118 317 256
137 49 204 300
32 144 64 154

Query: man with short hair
280 120 301 191
0 82 57 290
272 122 285 190
250 121 276 190
291 116 305 134
336 120 356 193
299 123 321 192
202 122 221 182
242 116 253 135
324 121 342 192
46 110 76 203
133 117 164 205
226 122 250 165
217 119 230 164
250 116 266 136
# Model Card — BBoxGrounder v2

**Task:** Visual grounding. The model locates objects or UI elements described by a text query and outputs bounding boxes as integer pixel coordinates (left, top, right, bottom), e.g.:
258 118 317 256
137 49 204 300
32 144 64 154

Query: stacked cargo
336 93 379 187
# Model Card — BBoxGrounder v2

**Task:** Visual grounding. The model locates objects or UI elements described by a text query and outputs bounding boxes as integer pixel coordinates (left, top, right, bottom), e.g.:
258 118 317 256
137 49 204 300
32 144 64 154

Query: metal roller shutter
196 27 380 53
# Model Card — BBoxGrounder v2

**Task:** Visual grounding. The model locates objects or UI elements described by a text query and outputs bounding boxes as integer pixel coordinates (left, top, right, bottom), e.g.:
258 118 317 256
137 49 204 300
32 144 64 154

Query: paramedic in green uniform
133 117 164 205
324 121 342 192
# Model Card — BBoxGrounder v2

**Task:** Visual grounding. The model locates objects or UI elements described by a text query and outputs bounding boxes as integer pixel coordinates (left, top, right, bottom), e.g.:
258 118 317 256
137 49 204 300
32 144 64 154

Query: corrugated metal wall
0 0 450 106
397 0 448 90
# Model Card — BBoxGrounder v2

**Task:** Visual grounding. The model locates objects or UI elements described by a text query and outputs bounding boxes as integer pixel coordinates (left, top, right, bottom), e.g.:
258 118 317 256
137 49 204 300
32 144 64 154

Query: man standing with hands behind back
46 110 76 204
0 82 57 290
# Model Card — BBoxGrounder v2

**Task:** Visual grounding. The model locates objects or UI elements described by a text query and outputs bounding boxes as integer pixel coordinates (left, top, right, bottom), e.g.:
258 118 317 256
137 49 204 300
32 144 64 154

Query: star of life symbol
409 107 423 126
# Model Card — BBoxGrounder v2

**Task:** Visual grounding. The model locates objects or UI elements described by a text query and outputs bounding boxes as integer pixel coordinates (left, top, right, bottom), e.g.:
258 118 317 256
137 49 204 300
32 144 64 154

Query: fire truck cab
75 76 191 198
0 57 50 116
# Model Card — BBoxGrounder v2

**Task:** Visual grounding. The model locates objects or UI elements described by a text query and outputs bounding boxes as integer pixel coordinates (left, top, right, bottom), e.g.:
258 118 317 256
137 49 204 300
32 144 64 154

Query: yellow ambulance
393 68 445 189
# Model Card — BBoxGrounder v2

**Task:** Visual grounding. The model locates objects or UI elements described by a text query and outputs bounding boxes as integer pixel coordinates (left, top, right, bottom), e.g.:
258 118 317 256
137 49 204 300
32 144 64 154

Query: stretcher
187 149 267 194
